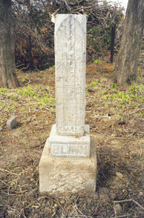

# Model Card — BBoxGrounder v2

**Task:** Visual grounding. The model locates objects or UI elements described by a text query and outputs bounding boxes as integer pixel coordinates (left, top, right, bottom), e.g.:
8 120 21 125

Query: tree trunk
114 0 144 88
0 0 19 88
28 35 34 70
110 24 116 63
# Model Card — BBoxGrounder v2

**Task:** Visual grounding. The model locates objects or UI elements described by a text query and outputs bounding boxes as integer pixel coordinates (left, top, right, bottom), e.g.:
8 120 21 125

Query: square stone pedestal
39 126 97 194
49 124 90 158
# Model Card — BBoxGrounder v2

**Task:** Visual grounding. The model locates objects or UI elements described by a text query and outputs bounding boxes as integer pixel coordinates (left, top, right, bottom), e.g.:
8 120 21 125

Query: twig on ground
116 215 131 217
138 143 143 156
0 168 20 176
113 203 117 218
69 204 93 218
19 64 30 71
0 179 9 186
1 191 21 196
25 80 31 85
114 199 144 210
45 107 50 111
20 209 27 218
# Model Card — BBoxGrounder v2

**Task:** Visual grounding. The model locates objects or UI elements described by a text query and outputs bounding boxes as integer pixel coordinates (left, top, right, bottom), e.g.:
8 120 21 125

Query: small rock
138 192 143 197
115 204 122 212
60 199 65 204
116 172 123 179
102 116 111 121
7 116 17 129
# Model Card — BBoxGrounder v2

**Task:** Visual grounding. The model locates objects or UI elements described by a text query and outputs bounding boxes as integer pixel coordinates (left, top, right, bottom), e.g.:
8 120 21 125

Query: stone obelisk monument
39 14 97 193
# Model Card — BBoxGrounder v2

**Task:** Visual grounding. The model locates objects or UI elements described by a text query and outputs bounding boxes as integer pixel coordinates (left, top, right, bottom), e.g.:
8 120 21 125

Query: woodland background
12 0 124 71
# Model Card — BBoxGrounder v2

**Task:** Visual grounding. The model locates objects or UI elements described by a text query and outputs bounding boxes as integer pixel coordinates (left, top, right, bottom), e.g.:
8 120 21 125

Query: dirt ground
0 57 144 218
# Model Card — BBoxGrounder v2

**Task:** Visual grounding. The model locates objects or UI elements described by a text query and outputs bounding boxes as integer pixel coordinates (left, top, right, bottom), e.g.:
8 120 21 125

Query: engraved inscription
55 14 86 136
51 143 88 157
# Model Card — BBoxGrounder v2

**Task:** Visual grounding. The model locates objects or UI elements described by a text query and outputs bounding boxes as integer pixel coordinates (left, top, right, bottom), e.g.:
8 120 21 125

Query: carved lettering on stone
50 143 88 157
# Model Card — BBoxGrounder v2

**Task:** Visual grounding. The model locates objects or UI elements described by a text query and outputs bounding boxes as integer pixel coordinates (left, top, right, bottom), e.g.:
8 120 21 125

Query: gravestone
39 14 97 194
55 14 86 137
7 116 17 129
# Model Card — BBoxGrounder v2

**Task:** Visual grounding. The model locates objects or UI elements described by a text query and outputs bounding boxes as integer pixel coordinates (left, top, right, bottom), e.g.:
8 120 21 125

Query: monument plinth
39 14 97 194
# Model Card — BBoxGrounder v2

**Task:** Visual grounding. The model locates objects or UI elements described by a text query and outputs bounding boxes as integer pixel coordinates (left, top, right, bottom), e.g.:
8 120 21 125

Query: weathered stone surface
39 138 97 194
39 14 97 194
55 14 86 137
49 124 90 158
115 204 122 212
7 116 17 129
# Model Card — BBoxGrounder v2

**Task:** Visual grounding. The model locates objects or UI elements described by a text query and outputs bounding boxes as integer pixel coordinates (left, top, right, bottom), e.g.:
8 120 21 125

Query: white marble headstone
55 14 86 137
39 14 96 194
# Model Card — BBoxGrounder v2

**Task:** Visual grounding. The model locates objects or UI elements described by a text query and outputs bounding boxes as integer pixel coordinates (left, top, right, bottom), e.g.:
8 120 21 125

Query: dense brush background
12 0 124 71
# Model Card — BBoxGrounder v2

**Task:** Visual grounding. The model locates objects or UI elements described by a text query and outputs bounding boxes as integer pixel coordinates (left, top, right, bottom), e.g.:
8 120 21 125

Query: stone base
39 137 97 194
49 124 90 158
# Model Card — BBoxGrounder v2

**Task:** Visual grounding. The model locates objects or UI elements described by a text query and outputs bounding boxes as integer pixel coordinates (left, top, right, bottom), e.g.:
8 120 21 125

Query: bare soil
0 58 144 218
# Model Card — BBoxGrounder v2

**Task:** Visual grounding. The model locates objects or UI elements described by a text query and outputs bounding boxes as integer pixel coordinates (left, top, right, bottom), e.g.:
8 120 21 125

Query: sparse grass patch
86 88 89 95
0 83 55 117
0 87 8 93
0 102 3 107
92 60 115 73
49 65 55 70
93 60 106 65
88 81 98 88
21 77 25 82
18 84 55 108
18 85 37 97
87 78 144 116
